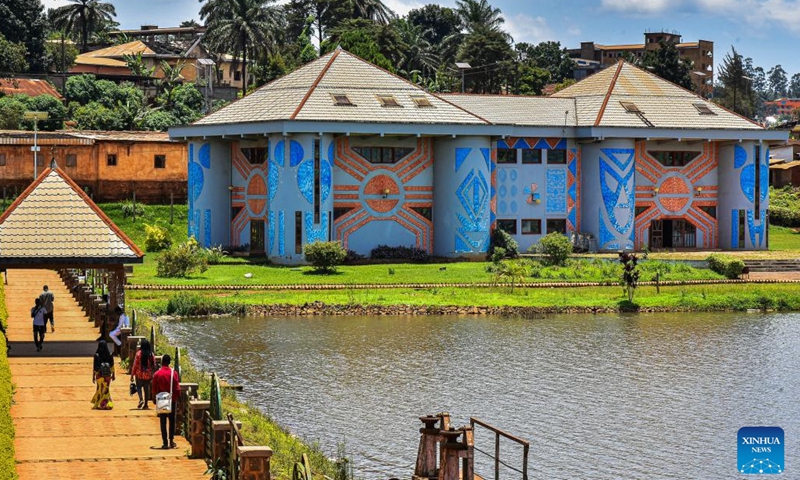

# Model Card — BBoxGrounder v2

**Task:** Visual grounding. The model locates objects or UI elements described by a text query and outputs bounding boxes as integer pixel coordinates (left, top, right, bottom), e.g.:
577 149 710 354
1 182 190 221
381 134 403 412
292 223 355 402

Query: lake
162 312 800 479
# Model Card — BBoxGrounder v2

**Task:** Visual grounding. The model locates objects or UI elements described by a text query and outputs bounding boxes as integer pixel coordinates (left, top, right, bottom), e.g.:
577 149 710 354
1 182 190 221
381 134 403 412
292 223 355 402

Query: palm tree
350 0 395 25
393 19 439 81
50 0 117 53
200 0 282 96
455 0 505 35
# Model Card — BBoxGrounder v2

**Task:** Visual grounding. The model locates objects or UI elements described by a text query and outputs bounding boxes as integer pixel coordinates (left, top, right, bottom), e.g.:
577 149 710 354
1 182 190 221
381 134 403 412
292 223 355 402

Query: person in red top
152 354 181 449
130 339 156 409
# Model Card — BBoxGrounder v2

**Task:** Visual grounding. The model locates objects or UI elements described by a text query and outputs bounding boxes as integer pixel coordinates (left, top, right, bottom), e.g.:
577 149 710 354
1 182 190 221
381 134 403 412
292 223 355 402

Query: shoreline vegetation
136 313 348 479
0 282 17 480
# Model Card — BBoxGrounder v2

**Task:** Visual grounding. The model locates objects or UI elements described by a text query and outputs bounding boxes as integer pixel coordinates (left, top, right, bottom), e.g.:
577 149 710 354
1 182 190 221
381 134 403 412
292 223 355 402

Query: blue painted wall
582 139 636 251
433 137 492 257
188 140 230 248
718 142 769 249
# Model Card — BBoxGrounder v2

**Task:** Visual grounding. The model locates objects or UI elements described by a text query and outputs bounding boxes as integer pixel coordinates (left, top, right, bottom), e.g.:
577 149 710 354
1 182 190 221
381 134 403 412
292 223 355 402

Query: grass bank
133 314 346 479
0 282 17 480
127 283 800 316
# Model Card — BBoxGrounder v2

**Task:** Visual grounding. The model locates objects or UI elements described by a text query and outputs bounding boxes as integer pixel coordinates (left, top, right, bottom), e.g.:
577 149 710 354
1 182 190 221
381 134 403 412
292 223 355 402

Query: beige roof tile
0 168 144 262
194 50 487 126
437 94 577 126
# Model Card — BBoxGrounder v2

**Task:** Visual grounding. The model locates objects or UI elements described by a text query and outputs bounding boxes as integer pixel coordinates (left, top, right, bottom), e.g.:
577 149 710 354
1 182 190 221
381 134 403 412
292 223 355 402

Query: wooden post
495 431 500 480
177 382 198 437
437 413 451 475
188 400 210 458
119 327 132 358
438 429 464 480
460 426 474 480
414 416 441 478
237 446 273 480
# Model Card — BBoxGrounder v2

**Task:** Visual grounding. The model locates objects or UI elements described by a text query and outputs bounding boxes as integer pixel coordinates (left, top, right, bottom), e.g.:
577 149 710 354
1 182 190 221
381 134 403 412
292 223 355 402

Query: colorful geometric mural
567 148 580 232
455 151 491 252
188 142 211 243
599 148 636 250
230 142 269 247
634 141 719 249
546 169 567 214
495 137 567 150
334 138 434 251
733 144 768 248
496 168 519 215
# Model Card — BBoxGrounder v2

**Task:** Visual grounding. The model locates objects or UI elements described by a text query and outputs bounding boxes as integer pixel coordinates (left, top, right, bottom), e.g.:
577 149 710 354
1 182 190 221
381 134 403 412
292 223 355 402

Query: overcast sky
41 0 800 78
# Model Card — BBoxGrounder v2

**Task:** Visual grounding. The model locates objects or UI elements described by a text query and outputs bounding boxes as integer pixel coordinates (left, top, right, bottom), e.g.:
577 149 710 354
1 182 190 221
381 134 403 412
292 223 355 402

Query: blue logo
738 426 784 475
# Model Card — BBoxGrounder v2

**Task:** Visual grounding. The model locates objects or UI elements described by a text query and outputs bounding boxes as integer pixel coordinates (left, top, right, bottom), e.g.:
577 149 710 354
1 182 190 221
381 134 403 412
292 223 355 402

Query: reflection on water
162 312 800 479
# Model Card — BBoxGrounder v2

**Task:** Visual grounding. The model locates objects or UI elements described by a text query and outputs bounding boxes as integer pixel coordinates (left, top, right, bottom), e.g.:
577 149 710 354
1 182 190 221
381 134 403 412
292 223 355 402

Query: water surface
162 312 800 479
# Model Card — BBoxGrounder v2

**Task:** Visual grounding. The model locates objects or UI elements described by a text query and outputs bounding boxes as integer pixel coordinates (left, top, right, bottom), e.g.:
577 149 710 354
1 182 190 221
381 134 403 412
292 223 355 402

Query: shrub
532 233 572 266
121 200 145 219
706 253 745 279
487 228 518 260
493 259 531 291
201 245 228 265
304 241 347 273
769 186 800 227
156 238 209 278
144 224 172 252
370 244 430 262
344 249 364 264
164 292 245 316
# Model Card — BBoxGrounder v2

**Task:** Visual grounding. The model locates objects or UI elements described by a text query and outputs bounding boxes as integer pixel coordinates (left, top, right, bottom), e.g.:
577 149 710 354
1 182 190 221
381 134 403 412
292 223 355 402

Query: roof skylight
693 102 716 115
332 94 354 106
410 95 433 107
377 95 401 107
620 101 641 113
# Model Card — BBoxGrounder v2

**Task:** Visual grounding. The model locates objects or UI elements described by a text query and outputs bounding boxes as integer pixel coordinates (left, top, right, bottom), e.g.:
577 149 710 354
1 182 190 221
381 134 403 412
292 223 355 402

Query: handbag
129 381 137 396
155 368 174 414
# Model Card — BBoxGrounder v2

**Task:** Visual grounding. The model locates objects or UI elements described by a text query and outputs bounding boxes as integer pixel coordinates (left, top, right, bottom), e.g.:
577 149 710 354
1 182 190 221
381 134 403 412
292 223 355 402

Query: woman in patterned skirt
91 340 115 409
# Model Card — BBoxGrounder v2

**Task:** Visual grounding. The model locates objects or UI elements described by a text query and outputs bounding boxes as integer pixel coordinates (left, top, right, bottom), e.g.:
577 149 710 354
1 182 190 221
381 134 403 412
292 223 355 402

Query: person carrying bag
151 354 181 449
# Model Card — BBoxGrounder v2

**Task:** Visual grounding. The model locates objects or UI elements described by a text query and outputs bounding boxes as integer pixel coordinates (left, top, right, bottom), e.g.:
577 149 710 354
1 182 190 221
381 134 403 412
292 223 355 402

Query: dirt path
6 269 206 480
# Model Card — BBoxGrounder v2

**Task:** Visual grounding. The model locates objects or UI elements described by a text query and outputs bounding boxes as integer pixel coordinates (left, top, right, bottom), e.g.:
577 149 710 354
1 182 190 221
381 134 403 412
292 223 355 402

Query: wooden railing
470 417 529 480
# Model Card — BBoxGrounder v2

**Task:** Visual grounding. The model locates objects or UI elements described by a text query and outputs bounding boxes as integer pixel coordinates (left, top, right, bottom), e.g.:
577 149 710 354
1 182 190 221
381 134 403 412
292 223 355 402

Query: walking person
31 298 46 352
130 339 156 410
152 354 180 449
39 285 54 333
91 340 115 410
109 306 129 356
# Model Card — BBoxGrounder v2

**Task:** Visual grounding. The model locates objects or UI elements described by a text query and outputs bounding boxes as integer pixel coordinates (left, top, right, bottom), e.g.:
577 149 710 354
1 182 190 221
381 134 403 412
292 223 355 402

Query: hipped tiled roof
0 165 144 264
194 49 488 126
552 61 762 130
438 94 577 127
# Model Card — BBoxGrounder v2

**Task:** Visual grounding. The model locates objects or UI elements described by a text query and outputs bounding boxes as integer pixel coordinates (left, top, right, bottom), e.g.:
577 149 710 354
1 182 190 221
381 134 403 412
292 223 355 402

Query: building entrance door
250 220 265 254
650 219 696 249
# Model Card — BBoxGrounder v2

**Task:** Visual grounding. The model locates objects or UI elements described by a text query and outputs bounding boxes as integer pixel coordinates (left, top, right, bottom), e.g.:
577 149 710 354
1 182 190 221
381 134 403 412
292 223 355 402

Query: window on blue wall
352 146 413 164
295 211 303 254
497 219 517 234
242 148 267 165
497 149 516 164
411 206 432 221
521 219 541 234
547 219 567 234
635 206 648 217
333 207 353 220
546 150 567 165
648 150 700 167
521 149 542 164
699 206 716 219
738 210 746 248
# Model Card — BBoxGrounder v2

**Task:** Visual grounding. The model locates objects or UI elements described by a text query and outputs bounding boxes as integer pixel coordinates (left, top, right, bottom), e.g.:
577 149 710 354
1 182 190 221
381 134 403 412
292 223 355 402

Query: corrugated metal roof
0 130 177 144
770 160 800 170
0 78 63 100
74 56 128 67
0 167 144 261
83 40 155 58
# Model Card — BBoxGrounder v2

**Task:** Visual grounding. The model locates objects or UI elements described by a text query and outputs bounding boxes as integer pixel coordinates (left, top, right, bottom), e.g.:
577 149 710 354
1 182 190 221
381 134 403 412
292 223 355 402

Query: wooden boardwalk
5 269 206 480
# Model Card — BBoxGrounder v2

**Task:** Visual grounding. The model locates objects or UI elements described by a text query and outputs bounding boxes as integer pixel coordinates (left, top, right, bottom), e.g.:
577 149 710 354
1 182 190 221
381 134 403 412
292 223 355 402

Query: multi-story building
568 32 714 96
169 49 784 263
764 98 800 117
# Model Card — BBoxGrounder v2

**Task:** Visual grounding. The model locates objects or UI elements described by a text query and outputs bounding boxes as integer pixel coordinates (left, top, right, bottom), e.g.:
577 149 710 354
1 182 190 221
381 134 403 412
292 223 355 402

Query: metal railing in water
470 417 529 480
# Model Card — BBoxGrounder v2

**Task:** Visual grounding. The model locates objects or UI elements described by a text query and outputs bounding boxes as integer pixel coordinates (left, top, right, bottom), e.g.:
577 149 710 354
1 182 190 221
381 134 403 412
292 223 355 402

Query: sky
41 0 800 78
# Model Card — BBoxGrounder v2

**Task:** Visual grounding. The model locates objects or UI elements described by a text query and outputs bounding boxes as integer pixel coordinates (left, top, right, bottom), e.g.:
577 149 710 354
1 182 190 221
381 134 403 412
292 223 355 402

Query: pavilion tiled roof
0 164 144 264
438 94 577 127
194 49 488 126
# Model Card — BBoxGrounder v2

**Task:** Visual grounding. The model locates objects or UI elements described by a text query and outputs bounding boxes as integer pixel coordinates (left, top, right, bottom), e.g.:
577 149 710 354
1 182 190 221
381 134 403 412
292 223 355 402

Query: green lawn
768 225 800 251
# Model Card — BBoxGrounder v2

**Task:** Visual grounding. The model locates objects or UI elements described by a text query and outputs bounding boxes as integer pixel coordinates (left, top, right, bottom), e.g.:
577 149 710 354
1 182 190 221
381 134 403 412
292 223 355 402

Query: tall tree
349 0 394 24
0 0 48 71
0 33 29 73
518 41 573 84
50 0 117 53
640 41 693 90
767 65 788 99
455 0 506 35
715 47 755 118
392 18 438 80
407 4 462 70
457 27 512 93
789 73 800 99
200 0 282 96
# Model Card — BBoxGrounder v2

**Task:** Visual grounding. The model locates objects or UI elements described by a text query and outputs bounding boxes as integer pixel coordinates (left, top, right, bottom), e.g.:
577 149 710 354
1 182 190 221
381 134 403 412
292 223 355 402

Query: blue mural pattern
304 212 329 244
599 148 635 249
187 142 210 241
546 169 567 214
268 210 275 254
278 211 285 255
455 166 490 251
203 209 211 247
747 210 767 248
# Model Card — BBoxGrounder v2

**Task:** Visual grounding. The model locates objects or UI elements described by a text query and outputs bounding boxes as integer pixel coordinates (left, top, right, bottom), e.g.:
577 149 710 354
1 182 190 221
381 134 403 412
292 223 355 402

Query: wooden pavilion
0 159 143 313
